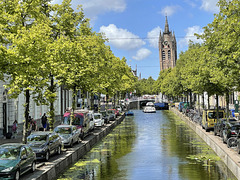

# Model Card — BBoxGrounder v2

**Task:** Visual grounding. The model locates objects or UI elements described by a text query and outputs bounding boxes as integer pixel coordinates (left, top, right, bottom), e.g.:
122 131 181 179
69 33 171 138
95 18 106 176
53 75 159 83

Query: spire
164 16 169 33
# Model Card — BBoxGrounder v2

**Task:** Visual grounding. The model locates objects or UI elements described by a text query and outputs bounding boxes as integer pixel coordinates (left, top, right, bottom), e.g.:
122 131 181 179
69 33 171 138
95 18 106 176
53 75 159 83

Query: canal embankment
170 107 240 179
24 114 125 180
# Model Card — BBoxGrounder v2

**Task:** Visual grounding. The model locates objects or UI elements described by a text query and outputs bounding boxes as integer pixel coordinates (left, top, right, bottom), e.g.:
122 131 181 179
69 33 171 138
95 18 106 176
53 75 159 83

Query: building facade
0 78 73 137
159 16 177 71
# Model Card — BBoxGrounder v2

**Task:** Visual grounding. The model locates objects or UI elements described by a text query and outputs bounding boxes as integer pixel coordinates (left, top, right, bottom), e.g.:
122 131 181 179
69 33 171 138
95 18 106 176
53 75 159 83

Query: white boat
143 106 156 113
146 102 154 107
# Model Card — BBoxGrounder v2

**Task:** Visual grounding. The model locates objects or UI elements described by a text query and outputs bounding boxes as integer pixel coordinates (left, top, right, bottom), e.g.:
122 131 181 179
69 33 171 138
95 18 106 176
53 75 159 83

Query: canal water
57 110 237 180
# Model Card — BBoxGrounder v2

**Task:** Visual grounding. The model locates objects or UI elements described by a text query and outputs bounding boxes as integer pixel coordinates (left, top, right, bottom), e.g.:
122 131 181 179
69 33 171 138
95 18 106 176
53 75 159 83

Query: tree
0 0 55 143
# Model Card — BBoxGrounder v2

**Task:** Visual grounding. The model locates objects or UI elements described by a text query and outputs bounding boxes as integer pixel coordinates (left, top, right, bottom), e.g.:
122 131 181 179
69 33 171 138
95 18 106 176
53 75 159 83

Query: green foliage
135 77 156 96
155 0 240 101
0 0 137 135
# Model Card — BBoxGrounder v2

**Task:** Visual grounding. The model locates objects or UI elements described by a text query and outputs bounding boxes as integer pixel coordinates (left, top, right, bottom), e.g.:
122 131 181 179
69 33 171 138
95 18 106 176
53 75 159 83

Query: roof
28 131 54 136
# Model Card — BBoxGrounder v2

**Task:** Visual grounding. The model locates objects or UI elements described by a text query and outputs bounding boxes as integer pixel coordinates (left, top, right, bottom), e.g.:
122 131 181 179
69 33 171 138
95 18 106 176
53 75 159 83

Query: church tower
159 16 177 71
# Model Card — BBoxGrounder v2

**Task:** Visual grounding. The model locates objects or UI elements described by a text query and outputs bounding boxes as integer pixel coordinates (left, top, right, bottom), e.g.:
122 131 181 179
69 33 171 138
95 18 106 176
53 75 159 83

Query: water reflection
58 110 236 180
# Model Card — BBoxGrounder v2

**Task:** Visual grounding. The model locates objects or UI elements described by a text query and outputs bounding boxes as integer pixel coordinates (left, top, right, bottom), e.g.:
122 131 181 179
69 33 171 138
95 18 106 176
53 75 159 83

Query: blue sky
52 0 219 80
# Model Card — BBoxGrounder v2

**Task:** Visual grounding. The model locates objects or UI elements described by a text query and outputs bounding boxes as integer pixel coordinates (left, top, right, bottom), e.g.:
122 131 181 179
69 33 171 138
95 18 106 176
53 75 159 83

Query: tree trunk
70 86 77 125
23 89 30 144
49 74 55 131
216 94 219 122
202 93 205 110
189 91 192 108
226 91 230 118
198 94 200 113
207 92 210 109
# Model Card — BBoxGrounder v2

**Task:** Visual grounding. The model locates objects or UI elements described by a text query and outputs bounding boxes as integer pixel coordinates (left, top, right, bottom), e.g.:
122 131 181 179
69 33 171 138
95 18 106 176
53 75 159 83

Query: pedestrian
30 118 37 131
12 120 18 139
41 113 47 131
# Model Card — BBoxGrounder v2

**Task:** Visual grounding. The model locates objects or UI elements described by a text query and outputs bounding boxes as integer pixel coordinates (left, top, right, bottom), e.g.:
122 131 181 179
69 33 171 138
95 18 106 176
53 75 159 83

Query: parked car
64 109 94 139
214 118 238 137
100 111 110 124
93 113 104 127
54 125 81 147
27 131 63 161
222 122 240 144
0 143 36 180
202 109 225 132
107 109 117 121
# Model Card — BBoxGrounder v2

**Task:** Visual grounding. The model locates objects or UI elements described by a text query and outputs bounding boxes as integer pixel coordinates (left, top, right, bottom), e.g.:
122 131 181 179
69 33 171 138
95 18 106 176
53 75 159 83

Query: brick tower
159 16 177 71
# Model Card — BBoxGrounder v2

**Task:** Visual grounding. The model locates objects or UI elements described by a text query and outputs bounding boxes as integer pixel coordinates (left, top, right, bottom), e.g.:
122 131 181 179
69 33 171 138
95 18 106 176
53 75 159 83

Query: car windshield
107 110 114 114
63 117 70 125
55 127 72 134
94 115 101 119
72 117 84 126
27 134 47 142
208 112 224 119
101 112 106 116
0 147 20 160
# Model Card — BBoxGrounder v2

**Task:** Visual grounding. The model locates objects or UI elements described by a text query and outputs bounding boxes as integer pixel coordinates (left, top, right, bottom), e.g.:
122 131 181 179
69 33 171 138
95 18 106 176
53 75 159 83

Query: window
162 51 165 60
21 147 27 158
168 50 171 60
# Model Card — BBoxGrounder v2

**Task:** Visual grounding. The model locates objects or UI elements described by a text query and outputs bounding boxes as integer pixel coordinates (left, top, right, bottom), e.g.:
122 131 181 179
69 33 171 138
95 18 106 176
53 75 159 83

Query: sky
52 0 220 80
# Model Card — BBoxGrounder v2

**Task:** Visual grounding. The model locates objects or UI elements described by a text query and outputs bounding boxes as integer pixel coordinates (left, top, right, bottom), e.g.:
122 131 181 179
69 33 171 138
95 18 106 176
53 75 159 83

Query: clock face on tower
162 41 168 48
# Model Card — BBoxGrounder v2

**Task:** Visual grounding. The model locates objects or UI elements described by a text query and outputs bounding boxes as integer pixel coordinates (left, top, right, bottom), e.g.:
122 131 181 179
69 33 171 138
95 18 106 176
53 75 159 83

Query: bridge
127 98 155 109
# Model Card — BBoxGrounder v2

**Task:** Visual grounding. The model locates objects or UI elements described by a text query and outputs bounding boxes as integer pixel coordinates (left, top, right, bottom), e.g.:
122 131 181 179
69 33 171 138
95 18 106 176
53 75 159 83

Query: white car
54 125 81 147
93 113 105 127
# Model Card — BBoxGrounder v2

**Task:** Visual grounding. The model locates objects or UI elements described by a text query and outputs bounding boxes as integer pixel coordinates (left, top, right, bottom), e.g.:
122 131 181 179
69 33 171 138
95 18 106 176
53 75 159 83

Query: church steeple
164 16 169 33
159 16 177 71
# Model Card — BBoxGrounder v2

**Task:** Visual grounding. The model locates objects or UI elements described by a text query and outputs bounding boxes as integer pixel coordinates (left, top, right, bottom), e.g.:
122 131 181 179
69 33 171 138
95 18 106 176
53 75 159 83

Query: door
3 103 7 136
20 147 29 174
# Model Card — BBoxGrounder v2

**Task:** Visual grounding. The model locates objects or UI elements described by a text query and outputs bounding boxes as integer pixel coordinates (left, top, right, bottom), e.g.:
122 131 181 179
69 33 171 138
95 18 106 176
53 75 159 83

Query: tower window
162 51 165 60
168 50 171 60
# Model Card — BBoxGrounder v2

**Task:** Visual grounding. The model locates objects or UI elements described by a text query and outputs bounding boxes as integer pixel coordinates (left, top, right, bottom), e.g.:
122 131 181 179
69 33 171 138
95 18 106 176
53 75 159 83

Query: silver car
54 125 81 147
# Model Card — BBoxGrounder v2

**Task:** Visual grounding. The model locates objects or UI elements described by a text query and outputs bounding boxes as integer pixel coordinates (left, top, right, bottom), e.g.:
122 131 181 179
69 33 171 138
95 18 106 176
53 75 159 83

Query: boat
143 106 156 113
154 102 169 110
146 102 154 107
125 110 134 116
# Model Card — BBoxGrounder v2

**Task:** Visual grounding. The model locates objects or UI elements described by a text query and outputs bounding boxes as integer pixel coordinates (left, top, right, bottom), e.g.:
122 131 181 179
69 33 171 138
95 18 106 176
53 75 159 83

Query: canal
57 110 237 180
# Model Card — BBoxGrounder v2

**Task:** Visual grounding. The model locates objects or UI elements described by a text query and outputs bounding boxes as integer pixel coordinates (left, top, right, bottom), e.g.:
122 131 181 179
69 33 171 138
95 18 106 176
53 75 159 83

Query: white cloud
200 0 219 13
132 48 151 61
179 26 204 47
184 0 197 8
147 26 162 49
51 0 126 21
100 24 146 50
160 5 181 16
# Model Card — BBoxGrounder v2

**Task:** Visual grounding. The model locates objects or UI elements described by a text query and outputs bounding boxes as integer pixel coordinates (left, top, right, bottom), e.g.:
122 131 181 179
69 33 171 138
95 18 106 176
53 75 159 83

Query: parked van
63 109 94 139
202 109 225 132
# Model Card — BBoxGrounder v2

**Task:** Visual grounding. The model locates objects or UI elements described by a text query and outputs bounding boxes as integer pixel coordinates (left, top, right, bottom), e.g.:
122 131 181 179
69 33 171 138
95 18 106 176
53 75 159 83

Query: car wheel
81 133 84 140
31 161 36 172
77 137 81 144
57 146 61 155
14 170 20 180
70 140 73 148
45 151 50 161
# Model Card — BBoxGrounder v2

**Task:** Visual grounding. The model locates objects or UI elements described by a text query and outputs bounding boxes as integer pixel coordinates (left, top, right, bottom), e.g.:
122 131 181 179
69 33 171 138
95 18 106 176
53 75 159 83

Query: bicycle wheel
227 137 237 148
